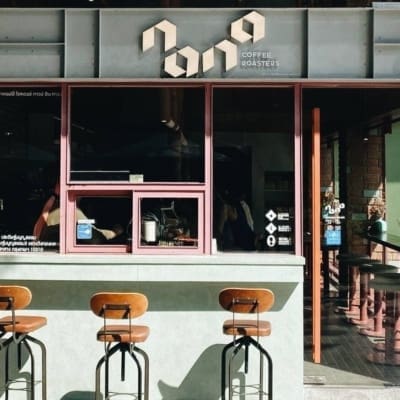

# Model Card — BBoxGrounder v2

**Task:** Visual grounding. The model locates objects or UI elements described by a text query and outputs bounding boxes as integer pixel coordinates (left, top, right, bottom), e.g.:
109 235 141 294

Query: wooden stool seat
0 316 47 334
336 253 368 261
219 287 274 400
97 324 150 343
359 263 399 274
223 319 271 337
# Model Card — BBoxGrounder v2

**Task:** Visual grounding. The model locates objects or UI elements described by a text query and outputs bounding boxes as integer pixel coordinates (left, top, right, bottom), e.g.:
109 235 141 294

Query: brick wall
321 128 399 263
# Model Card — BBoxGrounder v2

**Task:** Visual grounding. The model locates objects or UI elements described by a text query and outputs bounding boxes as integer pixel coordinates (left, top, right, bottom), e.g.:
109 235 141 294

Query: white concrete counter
0 253 304 282
0 253 304 400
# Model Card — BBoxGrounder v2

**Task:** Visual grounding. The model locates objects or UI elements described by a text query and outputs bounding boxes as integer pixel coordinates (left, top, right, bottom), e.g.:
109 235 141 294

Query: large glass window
385 120 400 236
0 87 61 253
213 87 294 253
0 84 297 255
70 87 205 183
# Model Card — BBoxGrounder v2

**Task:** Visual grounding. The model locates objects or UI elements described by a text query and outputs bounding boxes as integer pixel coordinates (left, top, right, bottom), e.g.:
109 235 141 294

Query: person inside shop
367 198 387 235
33 182 123 244
217 187 256 251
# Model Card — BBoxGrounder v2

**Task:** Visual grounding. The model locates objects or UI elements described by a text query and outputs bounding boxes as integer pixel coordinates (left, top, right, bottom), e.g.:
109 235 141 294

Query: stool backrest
219 288 274 314
90 292 148 319
0 286 32 310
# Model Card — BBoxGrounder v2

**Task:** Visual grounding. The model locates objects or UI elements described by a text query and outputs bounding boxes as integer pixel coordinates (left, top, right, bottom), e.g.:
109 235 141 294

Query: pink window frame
64 188 204 254
58 82 302 255
61 83 211 254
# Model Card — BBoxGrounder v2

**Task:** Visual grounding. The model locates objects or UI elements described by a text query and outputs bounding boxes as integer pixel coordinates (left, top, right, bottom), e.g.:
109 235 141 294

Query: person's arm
94 227 119 240
218 204 228 236
75 207 123 240
33 194 57 238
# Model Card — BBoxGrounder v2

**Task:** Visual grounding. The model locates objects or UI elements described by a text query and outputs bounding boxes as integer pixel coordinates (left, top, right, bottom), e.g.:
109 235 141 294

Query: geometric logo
142 11 265 78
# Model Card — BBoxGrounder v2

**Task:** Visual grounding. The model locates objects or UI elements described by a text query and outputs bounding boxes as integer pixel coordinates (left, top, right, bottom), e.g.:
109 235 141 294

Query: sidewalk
304 386 400 400
304 294 400 399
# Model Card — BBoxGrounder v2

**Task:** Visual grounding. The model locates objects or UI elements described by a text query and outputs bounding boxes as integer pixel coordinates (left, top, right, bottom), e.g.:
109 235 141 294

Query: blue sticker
77 223 93 240
324 230 341 246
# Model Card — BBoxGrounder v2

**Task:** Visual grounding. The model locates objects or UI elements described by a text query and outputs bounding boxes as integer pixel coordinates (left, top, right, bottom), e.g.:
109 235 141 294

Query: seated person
33 183 122 244
217 188 256 251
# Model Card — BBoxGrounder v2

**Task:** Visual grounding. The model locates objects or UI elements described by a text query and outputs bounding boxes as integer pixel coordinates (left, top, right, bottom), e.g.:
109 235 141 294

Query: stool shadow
60 391 96 400
158 344 244 400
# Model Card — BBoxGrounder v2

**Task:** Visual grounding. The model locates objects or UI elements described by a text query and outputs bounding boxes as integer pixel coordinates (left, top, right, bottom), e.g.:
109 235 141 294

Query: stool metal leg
5 340 10 400
228 339 244 400
3 335 46 400
127 347 142 400
27 335 47 400
244 341 250 374
121 346 126 381
249 336 273 400
95 355 103 400
23 340 35 400
95 343 120 400
259 350 264 400
95 342 148 400
134 346 150 400
222 337 273 400
221 341 236 400
105 347 110 398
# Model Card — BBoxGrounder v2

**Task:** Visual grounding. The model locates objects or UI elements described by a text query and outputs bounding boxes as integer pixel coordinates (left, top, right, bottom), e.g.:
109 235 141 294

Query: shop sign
264 209 293 249
0 234 57 252
322 196 345 247
240 51 279 70
142 11 279 78
324 229 341 246
0 89 60 97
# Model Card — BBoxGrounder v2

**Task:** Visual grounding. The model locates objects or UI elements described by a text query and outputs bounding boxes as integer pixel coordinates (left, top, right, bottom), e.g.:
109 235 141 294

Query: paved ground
304 293 400 399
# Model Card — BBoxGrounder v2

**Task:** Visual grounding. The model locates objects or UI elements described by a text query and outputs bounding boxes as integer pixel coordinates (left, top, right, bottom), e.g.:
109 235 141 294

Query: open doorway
302 86 400 385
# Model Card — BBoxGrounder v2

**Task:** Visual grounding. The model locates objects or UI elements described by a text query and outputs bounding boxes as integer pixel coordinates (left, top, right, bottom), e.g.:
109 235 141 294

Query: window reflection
70 87 205 183
0 87 61 253
213 88 294 253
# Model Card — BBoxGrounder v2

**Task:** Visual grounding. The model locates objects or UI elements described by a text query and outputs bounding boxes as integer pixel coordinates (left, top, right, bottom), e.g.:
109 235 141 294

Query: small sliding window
132 192 204 254
66 192 132 253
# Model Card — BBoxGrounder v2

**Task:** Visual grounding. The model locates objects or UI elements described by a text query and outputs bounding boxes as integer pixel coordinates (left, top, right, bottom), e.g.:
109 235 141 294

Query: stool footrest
231 383 269 397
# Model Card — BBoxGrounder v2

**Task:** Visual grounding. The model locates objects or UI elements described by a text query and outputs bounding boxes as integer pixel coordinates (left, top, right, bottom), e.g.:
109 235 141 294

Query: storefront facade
1 4 400 399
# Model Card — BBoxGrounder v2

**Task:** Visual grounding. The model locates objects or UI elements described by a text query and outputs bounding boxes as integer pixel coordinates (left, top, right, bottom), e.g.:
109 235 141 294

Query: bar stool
219 288 274 400
366 271 400 365
336 253 371 314
90 292 150 400
348 259 381 326
0 285 47 400
357 263 398 337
